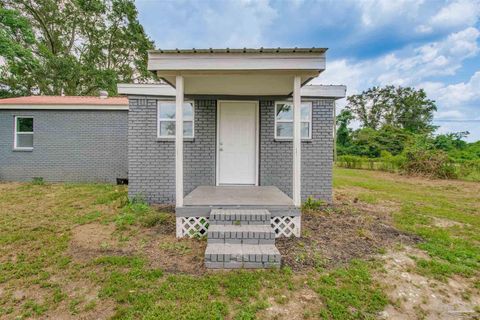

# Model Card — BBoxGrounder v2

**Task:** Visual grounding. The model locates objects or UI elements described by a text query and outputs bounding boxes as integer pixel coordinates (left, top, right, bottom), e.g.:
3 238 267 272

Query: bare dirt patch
140 234 207 275
258 286 322 320
376 246 480 320
277 202 421 271
69 223 132 261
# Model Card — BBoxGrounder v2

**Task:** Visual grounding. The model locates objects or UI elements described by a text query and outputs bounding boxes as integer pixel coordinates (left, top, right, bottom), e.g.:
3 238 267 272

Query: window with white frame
14 116 34 150
157 101 194 138
275 101 312 139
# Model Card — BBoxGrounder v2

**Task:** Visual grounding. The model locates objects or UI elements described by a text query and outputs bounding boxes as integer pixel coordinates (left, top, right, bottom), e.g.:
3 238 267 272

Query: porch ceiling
148 48 327 96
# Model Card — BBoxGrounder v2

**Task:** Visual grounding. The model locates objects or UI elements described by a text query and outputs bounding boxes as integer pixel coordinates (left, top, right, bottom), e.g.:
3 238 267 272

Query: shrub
402 149 457 179
302 196 326 211
32 177 45 185
140 212 171 228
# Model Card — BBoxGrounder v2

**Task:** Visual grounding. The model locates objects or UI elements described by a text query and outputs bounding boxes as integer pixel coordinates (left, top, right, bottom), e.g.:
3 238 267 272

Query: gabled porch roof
147 47 327 96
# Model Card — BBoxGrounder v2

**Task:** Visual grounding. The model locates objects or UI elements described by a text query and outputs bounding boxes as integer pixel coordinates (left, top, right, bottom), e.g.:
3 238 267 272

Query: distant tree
346 86 437 133
336 109 354 147
0 0 155 97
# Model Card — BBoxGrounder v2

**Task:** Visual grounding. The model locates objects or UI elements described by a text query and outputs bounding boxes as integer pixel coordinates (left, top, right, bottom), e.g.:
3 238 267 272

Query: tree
0 0 155 97
346 86 437 133
336 109 354 147
0 7 39 97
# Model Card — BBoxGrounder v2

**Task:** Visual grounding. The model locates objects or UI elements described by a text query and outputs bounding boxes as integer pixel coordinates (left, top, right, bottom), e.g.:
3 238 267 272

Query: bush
32 177 45 185
302 197 326 211
402 149 457 179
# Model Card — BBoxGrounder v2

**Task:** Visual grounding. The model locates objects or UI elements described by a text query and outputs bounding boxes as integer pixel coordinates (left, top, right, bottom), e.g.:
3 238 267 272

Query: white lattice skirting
176 216 301 238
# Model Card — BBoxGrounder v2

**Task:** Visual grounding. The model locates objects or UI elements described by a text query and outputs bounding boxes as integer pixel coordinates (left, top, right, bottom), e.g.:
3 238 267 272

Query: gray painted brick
0 110 127 183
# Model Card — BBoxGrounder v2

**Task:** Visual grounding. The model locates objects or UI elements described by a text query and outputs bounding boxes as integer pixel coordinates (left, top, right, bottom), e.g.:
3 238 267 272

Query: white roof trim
148 49 326 72
0 104 128 110
118 83 346 99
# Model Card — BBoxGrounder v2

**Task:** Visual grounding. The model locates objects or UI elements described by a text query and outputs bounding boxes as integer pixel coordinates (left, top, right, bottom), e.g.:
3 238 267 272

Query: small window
157 101 194 138
275 102 312 139
14 116 34 150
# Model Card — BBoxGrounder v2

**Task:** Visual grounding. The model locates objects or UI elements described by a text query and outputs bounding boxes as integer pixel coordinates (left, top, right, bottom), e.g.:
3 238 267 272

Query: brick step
205 243 281 269
209 209 270 225
207 224 275 244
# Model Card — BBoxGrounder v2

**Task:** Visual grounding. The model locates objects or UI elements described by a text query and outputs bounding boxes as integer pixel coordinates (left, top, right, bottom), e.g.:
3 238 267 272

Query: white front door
217 101 257 185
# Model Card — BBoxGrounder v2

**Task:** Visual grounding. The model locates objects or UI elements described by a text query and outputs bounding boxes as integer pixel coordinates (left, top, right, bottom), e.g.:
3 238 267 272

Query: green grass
0 170 478 318
334 167 480 279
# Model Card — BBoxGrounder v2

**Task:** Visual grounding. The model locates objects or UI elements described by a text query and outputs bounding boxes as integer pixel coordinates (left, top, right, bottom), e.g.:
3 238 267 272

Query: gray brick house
0 95 128 183
0 47 346 268
118 48 346 240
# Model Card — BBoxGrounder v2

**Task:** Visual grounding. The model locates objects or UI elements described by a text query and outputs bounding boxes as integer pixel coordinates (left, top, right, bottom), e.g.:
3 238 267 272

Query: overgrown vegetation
0 172 478 318
336 86 480 181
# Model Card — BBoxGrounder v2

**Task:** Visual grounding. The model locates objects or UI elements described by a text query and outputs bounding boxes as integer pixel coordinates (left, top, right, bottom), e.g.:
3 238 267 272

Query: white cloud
416 0 480 34
318 27 480 92
430 0 480 28
357 0 424 28
316 27 480 128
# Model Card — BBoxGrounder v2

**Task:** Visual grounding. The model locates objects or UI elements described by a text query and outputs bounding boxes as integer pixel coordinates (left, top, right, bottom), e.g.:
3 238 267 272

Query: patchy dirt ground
68 213 207 275
277 202 421 271
258 286 322 320
376 246 480 320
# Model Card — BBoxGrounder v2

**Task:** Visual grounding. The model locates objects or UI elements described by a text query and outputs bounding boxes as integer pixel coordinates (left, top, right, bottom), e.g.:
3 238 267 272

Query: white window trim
14 116 34 150
157 101 194 139
274 101 312 140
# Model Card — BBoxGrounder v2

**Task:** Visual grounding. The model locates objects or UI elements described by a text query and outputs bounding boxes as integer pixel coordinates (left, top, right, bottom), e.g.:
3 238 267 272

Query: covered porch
147 48 328 210
177 185 301 238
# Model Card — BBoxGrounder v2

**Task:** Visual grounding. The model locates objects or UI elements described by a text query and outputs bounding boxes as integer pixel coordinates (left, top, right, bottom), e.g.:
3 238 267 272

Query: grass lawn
0 169 479 319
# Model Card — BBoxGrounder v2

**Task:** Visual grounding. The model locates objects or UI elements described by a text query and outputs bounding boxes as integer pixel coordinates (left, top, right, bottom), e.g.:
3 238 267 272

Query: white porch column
293 75 302 207
175 75 184 207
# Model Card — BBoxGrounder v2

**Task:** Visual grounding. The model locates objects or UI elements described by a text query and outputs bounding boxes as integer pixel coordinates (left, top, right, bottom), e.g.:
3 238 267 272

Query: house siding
128 99 216 203
128 97 334 204
259 100 334 202
0 110 127 183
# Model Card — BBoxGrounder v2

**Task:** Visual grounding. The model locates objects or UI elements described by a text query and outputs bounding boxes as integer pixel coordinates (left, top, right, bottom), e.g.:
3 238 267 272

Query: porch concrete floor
183 186 294 206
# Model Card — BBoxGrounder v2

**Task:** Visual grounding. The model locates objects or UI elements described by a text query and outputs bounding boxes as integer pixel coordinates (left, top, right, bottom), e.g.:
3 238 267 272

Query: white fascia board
147 53 326 72
301 85 347 99
118 83 347 99
0 104 128 110
118 83 175 96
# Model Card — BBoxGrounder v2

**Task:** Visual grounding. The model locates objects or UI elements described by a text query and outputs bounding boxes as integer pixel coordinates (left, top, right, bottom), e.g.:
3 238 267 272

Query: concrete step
207 224 275 244
205 243 281 269
209 209 271 225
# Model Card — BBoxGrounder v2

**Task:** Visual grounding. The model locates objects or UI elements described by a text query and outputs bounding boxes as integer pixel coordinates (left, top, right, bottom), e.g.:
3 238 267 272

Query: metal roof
148 47 327 54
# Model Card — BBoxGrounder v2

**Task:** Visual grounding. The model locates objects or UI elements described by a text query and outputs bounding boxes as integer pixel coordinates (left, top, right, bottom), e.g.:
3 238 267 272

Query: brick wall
0 110 128 183
259 99 334 202
128 98 334 204
128 99 216 203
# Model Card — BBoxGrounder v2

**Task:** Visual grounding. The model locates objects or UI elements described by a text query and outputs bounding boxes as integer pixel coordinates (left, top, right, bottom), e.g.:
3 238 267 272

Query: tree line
336 86 480 180
0 0 156 98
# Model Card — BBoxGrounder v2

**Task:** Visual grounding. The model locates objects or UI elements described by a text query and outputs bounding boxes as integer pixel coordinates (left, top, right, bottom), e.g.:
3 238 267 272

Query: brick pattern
128 98 216 203
128 97 334 204
259 99 334 202
205 209 281 269
0 110 127 183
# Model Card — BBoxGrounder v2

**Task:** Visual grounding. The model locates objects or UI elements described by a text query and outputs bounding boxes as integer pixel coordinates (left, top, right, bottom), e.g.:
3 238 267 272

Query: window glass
159 103 176 119
301 122 310 138
275 102 312 139
17 117 33 132
159 121 175 137
301 104 311 121
157 102 194 138
276 122 293 138
276 103 293 120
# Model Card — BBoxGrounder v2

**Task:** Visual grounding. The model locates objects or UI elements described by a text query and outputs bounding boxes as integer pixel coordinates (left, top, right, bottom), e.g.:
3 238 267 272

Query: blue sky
135 0 480 141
